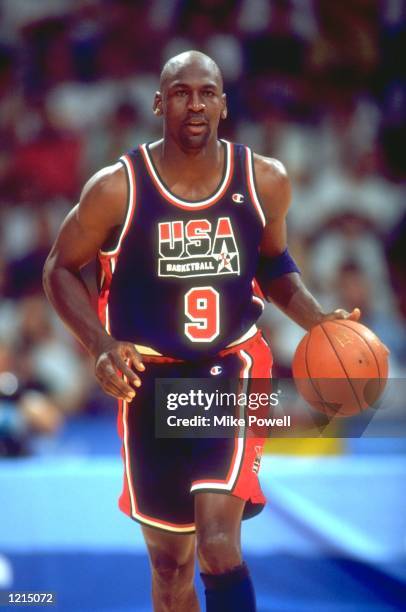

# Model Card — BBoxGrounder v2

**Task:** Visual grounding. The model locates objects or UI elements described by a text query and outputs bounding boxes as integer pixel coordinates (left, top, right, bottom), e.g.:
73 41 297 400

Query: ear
153 91 163 116
221 93 227 120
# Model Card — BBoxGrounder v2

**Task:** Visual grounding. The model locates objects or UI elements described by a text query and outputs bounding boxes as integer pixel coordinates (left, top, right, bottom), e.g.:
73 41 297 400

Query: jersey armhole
99 154 137 257
244 147 266 227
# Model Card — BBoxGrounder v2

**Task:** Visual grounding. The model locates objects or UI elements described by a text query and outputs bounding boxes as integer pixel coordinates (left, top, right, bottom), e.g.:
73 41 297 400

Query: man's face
155 62 226 150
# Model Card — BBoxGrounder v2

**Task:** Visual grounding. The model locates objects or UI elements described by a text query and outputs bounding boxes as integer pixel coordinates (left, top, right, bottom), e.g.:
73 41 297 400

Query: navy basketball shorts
116 331 273 533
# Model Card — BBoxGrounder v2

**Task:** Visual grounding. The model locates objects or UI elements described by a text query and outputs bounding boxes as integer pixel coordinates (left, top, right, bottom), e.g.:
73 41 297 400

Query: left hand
320 307 361 324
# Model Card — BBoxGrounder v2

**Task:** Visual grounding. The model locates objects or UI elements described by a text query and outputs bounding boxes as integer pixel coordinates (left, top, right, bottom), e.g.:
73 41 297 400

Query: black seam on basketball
304 328 328 410
333 320 381 379
320 323 363 412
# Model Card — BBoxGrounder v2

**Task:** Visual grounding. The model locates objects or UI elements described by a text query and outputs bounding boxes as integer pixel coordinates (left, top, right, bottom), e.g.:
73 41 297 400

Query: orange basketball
292 320 389 417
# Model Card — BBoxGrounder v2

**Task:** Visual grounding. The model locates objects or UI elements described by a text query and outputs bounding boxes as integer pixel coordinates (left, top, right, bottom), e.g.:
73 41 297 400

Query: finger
103 382 136 403
332 309 348 319
347 307 361 321
104 378 136 402
97 362 137 400
126 345 146 372
112 354 142 388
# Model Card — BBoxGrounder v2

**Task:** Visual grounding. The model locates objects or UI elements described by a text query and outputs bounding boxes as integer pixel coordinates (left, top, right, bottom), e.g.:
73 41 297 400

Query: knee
149 548 193 584
197 530 241 574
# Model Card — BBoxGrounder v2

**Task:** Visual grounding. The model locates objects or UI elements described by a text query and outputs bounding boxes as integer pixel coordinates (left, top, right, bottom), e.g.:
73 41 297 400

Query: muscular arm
254 155 360 330
43 164 144 402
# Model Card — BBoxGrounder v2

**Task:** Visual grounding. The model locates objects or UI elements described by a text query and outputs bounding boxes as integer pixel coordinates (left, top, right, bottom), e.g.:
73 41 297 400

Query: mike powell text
166 414 291 428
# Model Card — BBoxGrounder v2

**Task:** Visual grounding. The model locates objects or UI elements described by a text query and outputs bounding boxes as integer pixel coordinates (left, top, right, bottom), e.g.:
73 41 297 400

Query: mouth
183 120 208 135
184 116 208 125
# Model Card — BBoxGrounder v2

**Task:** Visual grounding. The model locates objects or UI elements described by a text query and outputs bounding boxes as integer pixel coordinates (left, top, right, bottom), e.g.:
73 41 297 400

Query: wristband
255 248 300 292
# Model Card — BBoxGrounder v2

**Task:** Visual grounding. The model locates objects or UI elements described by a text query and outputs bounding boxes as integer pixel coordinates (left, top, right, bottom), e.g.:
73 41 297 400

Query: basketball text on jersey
158 217 240 278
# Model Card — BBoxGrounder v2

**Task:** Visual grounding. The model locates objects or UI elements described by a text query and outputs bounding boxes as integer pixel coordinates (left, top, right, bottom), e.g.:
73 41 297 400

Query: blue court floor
3 551 406 611
1 451 405 611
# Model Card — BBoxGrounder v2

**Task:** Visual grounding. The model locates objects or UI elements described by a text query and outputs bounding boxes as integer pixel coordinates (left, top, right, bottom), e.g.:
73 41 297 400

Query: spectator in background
0 256 17 345
15 295 92 413
6 100 83 204
386 213 406 332
330 261 406 372
6 210 52 299
0 340 62 457
84 101 153 175
308 0 379 95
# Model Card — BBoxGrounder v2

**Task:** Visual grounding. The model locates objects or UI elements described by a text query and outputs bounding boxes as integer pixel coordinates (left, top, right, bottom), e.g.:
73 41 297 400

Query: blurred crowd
0 0 405 454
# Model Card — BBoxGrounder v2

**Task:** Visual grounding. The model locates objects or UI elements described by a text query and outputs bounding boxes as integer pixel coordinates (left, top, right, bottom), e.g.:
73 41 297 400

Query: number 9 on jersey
184 286 220 342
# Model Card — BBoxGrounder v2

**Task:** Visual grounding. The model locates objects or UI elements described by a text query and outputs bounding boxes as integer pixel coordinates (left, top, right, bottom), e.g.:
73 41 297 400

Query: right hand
94 340 145 402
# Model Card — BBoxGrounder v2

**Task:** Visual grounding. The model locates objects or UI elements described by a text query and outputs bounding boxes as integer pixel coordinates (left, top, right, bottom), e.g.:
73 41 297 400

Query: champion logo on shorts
232 193 244 204
210 365 223 375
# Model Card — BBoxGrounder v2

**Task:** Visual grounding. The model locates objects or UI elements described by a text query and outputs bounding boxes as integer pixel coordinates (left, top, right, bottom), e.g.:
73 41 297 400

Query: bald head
160 50 223 92
153 50 227 149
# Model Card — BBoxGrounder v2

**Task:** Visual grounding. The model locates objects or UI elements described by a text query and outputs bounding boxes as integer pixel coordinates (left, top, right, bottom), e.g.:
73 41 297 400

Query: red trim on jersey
251 278 266 311
219 329 261 358
140 143 234 211
245 146 266 227
252 278 266 302
142 355 183 364
120 153 137 244
97 256 115 333
97 153 137 331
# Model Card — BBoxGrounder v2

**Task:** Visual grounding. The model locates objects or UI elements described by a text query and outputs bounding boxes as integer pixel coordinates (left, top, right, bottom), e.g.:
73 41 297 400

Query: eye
203 90 215 97
175 90 187 97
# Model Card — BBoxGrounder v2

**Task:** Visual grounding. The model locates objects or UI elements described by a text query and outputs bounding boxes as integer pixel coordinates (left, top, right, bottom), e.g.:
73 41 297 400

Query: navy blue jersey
98 139 267 360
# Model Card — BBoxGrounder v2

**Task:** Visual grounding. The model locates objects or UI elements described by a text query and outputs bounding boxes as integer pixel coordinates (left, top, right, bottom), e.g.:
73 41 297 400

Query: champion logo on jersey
210 365 223 375
232 193 245 204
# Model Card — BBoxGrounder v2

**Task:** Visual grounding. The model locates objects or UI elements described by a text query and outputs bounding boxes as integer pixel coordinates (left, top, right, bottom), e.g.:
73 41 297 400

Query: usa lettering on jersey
158 217 240 278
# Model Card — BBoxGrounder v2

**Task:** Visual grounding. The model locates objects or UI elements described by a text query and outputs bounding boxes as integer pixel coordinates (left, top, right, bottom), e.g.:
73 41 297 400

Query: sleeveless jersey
97 139 267 360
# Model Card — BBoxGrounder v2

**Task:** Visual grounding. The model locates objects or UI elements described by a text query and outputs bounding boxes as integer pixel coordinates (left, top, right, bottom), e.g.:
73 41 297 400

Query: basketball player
43 51 360 612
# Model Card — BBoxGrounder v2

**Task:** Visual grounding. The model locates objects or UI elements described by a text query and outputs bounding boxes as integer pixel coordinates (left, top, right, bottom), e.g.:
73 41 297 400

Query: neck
157 135 222 178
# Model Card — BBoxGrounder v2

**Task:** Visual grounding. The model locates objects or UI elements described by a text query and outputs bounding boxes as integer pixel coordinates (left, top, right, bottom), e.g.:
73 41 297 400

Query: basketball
292 320 389 417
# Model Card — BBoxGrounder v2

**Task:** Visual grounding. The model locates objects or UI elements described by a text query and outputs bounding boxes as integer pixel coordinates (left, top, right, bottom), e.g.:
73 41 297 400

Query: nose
188 91 205 112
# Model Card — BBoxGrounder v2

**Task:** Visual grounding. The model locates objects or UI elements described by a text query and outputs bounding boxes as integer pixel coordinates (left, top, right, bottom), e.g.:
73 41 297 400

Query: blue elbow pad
255 248 300 292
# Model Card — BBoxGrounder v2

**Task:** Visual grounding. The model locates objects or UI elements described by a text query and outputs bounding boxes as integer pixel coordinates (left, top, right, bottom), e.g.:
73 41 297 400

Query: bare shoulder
79 162 128 227
252 153 291 219
253 153 288 182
